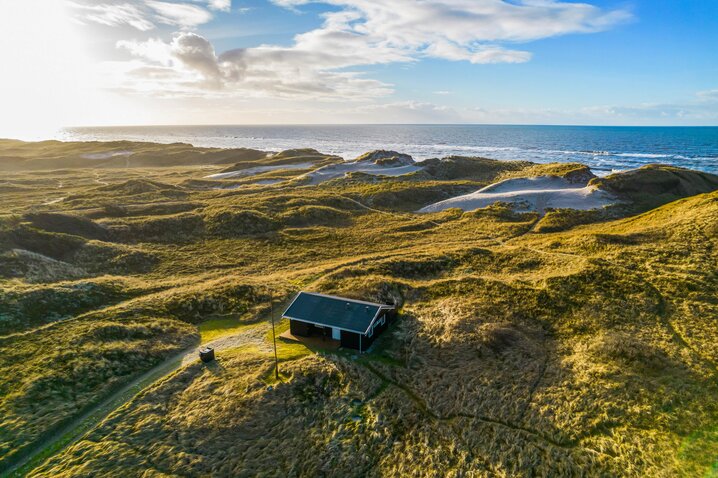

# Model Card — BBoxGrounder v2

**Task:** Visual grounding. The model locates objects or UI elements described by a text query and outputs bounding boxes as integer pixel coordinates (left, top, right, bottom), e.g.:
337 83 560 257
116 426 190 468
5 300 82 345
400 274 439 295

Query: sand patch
43 197 66 205
419 176 616 214
205 163 316 179
81 151 133 160
301 162 422 185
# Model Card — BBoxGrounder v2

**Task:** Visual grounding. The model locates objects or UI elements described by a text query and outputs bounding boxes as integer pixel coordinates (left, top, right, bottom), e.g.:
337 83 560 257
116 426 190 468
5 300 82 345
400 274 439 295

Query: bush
590 165 718 210
24 213 109 240
9 225 86 260
534 208 605 233
0 278 140 335
205 209 278 236
279 205 352 228
119 213 205 243
69 241 158 274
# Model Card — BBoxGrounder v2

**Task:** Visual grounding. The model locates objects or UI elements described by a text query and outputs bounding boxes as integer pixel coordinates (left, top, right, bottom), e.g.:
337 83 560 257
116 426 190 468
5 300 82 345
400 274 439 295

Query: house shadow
278 330 341 351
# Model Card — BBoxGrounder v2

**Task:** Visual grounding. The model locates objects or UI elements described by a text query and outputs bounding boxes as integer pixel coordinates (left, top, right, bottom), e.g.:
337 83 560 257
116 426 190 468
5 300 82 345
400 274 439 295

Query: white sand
214 179 283 190
419 176 616 214
301 162 422 185
81 151 133 160
205 163 316 179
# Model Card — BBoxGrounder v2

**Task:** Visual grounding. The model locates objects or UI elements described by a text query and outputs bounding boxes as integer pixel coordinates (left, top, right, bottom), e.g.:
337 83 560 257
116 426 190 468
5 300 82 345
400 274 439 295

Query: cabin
282 292 395 352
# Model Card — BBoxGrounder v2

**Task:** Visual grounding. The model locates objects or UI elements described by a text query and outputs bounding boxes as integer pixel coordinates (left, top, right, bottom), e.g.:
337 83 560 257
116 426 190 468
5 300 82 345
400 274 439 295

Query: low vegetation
0 139 268 170
0 141 717 476
591 164 718 211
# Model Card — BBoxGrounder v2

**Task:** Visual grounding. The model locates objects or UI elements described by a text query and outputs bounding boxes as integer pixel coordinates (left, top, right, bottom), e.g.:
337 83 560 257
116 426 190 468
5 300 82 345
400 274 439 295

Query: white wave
56 126 718 175
614 152 672 158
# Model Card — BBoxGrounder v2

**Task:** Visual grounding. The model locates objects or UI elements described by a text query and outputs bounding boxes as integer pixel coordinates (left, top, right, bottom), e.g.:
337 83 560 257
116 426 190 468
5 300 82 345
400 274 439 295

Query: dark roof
282 292 393 334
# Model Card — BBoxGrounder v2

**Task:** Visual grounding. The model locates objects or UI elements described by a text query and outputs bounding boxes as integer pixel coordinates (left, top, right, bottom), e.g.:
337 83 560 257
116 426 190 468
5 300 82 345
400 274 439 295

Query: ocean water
58 125 718 174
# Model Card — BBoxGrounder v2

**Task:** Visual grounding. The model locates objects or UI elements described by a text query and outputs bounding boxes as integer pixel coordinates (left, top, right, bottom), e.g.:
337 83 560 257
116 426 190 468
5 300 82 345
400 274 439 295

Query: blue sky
1 0 717 134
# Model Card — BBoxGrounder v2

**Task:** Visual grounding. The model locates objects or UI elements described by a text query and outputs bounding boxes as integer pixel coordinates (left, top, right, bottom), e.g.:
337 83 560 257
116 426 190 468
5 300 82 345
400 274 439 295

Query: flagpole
270 292 279 380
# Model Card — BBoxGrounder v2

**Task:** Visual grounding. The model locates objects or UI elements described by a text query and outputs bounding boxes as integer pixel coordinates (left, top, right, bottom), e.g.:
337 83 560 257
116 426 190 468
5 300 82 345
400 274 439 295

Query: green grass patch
198 316 260 343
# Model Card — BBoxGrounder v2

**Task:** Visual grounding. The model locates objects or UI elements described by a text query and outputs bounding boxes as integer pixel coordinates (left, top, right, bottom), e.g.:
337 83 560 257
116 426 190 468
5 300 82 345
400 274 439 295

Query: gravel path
9 323 272 477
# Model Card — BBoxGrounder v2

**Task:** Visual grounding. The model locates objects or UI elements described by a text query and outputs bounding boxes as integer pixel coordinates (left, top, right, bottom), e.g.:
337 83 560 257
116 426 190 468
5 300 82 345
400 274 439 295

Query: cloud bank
74 0 631 100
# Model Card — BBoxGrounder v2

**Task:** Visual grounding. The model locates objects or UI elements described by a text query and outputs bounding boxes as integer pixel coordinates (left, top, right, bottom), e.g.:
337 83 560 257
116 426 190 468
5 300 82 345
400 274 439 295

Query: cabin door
332 328 341 340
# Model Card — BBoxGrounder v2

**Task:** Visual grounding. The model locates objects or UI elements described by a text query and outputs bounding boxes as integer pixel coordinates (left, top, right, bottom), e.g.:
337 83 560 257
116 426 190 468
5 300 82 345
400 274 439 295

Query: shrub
24 213 109 240
0 278 139 335
119 213 205 243
534 208 605 233
9 225 86 260
279 205 352 228
205 209 278 236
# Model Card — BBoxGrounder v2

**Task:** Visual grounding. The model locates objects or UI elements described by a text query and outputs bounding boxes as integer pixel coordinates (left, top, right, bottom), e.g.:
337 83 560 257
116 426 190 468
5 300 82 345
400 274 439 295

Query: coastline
33 124 718 175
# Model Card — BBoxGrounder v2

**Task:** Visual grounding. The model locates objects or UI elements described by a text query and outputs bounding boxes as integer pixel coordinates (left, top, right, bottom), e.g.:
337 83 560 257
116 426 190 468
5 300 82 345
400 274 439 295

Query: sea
57 125 718 175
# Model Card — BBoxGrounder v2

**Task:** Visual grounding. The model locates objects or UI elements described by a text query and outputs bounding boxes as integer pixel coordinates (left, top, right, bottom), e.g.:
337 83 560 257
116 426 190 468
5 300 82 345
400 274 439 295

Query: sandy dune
205 163 316 179
301 162 421 185
81 151 133 160
419 176 616 214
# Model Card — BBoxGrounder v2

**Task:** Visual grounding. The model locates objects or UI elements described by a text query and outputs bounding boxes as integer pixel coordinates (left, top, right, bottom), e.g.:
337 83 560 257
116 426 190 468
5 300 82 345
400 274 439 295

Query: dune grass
0 145 717 476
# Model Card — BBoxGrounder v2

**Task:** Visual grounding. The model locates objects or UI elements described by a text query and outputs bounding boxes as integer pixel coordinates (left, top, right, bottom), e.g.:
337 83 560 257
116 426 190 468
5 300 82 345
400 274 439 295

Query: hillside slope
30 192 718 477
0 143 716 477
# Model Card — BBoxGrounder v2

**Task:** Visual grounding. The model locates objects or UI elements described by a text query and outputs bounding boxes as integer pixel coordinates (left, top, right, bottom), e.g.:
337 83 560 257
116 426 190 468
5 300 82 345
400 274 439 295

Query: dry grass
0 144 716 476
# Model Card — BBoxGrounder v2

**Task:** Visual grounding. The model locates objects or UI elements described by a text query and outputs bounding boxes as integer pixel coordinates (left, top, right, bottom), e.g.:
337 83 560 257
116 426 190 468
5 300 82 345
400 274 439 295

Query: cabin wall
340 330 360 350
361 332 375 351
291 309 394 352
290 319 311 337
361 311 391 351
372 311 389 335
290 320 333 338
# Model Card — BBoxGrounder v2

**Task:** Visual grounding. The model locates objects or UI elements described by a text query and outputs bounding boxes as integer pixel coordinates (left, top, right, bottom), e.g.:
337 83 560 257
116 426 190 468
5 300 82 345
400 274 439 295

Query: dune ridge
419 175 617 213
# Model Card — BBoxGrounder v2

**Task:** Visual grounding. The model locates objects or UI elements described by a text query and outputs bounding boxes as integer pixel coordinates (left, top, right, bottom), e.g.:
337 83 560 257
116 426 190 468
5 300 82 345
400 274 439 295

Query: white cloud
205 0 231 11
70 0 214 30
353 101 462 123
452 91 718 125
580 103 718 122
577 90 718 123
117 37 173 63
272 0 631 63
697 89 718 101
145 1 213 28
112 32 393 98
86 1 631 102
170 32 220 78
69 2 155 31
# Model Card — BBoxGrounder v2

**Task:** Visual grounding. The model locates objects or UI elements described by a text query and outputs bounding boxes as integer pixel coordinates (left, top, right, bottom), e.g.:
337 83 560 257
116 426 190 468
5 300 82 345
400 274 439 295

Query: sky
1 0 717 136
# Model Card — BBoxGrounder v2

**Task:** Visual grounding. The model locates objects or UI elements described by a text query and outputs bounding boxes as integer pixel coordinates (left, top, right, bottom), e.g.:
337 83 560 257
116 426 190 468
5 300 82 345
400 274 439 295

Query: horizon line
57 123 718 129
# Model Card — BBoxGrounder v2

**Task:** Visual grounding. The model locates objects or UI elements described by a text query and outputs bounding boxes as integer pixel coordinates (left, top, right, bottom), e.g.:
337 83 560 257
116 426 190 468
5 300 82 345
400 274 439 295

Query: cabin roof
282 292 393 334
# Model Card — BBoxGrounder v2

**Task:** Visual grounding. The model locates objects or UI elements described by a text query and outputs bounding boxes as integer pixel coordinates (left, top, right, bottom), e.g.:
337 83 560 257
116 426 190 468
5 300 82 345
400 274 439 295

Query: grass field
1 140 717 476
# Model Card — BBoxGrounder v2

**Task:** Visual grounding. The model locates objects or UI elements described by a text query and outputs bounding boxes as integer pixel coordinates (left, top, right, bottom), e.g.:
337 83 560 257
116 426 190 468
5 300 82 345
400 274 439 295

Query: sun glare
0 0 96 139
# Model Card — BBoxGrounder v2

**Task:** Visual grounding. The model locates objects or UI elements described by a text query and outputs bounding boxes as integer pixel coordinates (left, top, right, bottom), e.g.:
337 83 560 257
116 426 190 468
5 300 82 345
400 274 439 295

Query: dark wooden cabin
282 292 395 352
